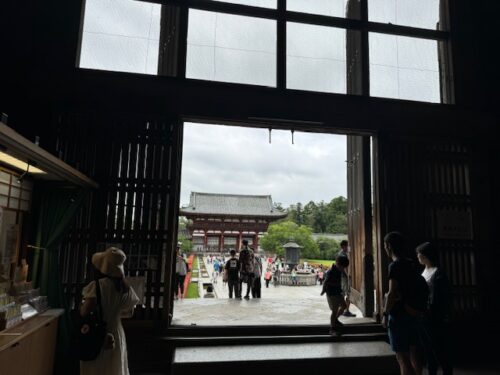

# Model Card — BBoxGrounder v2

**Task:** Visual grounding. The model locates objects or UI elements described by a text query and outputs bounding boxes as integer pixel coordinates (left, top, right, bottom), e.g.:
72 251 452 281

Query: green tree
178 216 191 230
303 201 318 230
178 217 192 253
177 233 192 254
286 202 304 225
326 196 348 233
315 237 340 260
314 200 328 233
260 221 319 259
282 197 348 234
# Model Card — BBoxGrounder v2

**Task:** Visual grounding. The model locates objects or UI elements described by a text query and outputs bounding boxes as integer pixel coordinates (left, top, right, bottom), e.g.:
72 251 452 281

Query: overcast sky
180 122 347 207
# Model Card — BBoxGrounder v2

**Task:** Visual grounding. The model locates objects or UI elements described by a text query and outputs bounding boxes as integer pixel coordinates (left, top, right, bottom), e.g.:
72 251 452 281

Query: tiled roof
180 192 287 217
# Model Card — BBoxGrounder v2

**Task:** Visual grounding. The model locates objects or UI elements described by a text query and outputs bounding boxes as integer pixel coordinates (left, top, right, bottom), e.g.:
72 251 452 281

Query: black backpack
77 279 108 361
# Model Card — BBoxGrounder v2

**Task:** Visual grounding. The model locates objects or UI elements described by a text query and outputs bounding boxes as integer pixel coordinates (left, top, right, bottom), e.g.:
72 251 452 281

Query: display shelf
0 308 63 352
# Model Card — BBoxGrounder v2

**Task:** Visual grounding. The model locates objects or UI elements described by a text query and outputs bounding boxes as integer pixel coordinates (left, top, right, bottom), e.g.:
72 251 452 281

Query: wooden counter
0 309 63 375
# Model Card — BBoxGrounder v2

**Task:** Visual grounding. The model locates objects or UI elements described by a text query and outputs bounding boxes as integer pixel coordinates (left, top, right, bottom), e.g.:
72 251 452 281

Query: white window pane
368 33 398 67
369 0 440 30
215 13 276 53
369 65 399 99
397 37 439 70
0 172 10 184
10 186 20 198
287 23 346 94
287 0 350 18
187 10 217 46
79 0 160 74
187 10 277 87
398 69 440 102
186 45 215 81
150 4 162 38
83 0 158 38
146 40 159 75
215 48 276 86
288 57 346 93
288 23 345 60
369 33 440 103
9 198 19 209
80 33 151 74
211 0 276 8
369 0 396 24
0 184 9 195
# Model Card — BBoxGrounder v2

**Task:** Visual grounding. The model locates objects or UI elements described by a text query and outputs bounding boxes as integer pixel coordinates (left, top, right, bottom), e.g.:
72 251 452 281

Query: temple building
180 192 287 252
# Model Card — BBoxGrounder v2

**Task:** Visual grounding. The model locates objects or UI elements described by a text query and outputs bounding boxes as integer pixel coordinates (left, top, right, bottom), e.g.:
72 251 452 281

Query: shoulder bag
78 279 108 361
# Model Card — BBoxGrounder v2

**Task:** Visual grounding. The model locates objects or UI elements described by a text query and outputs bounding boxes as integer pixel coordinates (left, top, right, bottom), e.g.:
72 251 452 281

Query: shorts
327 295 346 312
388 313 420 353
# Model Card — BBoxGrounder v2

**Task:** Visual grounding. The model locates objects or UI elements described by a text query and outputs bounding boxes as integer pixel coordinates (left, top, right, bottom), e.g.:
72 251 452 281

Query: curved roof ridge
181 191 286 218
191 192 271 198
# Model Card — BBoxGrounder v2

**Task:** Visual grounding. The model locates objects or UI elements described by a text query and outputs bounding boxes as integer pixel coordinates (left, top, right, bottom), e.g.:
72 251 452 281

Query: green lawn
302 259 335 268
186 282 199 298
192 255 199 270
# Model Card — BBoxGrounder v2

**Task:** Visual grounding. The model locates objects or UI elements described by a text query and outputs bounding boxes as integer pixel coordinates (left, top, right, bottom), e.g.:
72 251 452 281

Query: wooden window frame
140 0 452 102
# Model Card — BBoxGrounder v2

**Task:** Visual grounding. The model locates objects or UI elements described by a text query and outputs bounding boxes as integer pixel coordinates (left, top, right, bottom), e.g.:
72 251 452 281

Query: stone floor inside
144 257 500 374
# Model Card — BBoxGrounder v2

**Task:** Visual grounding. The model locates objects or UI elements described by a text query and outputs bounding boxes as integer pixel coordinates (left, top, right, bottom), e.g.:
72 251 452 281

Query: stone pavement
172 256 370 326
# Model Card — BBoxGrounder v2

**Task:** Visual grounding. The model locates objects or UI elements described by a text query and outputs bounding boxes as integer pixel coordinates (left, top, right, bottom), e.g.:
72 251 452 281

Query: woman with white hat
80 247 139 375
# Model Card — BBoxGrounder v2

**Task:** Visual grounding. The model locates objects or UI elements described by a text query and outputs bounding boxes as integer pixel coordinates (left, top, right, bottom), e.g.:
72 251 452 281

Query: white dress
80 278 140 375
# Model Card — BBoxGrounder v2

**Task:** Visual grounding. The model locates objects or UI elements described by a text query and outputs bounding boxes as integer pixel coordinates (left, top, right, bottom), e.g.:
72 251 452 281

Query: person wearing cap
175 242 189 300
80 247 139 375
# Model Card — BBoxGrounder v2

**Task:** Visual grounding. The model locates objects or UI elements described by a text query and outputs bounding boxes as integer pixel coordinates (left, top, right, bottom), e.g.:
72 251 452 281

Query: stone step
172 341 399 375
164 332 388 347
167 322 385 337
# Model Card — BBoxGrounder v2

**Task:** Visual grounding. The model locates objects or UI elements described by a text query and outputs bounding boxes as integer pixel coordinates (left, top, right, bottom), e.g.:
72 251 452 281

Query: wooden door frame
170 119 384 326
347 135 377 318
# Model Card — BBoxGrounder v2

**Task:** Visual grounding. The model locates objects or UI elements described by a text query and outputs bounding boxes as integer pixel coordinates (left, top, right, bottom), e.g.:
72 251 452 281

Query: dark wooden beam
55 69 493 136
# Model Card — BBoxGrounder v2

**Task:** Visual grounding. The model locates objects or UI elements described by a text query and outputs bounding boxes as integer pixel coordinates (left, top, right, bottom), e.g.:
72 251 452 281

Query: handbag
78 279 108 361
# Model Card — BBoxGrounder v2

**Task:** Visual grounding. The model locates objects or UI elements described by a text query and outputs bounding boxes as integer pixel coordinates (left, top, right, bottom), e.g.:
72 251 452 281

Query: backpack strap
95 278 103 321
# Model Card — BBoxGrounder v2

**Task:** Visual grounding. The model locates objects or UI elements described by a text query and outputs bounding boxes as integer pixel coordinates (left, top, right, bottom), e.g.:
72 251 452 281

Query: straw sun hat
91 247 126 278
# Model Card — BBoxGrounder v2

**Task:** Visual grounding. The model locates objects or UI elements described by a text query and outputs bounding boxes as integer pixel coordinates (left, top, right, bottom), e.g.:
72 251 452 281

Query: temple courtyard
171 259 371 326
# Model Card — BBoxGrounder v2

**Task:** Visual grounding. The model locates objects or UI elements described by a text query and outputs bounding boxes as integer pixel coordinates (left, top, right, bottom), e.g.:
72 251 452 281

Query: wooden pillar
238 232 243 250
203 230 208 251
254 233 259 251
220 232 224 252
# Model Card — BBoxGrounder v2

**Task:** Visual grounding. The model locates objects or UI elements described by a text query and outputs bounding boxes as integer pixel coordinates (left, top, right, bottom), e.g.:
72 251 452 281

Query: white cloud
180 122 347 207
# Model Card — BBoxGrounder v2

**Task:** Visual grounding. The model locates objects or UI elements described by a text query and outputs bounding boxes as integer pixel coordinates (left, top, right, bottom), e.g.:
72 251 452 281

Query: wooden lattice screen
54 113 181 320
377 135 478 320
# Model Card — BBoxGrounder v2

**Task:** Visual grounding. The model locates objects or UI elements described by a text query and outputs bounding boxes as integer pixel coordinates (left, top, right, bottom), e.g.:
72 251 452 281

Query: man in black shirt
321 255 349 336
239 240 255 300
382 231 423 375
225 249 241 299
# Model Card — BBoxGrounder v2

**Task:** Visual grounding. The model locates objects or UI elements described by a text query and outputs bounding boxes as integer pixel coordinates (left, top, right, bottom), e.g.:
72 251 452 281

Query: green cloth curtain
30 185 88 303
29 183 90 372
